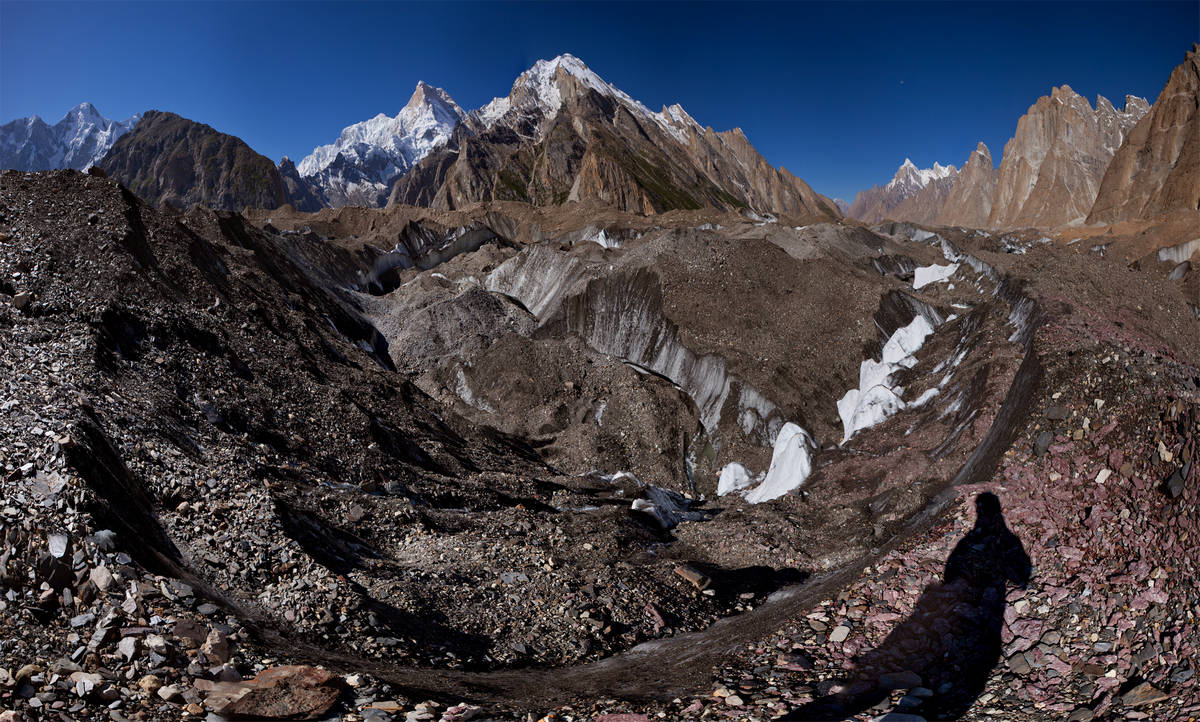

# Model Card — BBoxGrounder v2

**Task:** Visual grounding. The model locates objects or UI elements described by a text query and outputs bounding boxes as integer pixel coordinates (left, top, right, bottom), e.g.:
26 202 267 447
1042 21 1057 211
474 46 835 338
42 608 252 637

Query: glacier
743 422 816 504
837 314 936 443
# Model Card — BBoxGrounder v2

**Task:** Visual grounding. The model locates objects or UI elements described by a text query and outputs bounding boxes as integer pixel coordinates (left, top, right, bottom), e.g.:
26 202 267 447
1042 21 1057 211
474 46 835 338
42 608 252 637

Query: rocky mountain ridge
97 111 291 212
847 89 1151 229
388 54 837 218
986 86 1149 228
1089 44 1200 224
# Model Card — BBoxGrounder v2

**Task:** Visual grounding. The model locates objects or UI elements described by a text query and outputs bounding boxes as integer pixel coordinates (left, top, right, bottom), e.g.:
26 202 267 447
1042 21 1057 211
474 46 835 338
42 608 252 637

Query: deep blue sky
1 1 1194 200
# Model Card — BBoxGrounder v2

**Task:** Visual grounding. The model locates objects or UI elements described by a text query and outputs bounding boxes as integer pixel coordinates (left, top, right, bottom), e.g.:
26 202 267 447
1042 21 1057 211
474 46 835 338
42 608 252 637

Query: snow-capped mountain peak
293 82 467 207
886 158 957 191
404 81 467 125
474 53 610 124
296 82 465 179
0 103 141 172
294 53 709 208
473 54 703 146
66 102 105 122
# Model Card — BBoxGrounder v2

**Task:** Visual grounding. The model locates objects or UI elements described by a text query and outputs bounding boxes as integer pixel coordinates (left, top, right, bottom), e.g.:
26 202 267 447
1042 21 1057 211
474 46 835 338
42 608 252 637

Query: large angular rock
201 665 343 720
1120 681 1169 707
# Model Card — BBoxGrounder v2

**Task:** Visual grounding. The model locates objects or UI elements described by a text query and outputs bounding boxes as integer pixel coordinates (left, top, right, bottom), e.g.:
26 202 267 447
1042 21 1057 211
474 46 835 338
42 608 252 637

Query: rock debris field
0 170 1197 721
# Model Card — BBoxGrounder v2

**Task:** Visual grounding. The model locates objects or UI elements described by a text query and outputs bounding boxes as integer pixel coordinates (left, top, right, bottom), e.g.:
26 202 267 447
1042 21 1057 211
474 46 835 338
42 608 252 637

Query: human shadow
783 493 1031 721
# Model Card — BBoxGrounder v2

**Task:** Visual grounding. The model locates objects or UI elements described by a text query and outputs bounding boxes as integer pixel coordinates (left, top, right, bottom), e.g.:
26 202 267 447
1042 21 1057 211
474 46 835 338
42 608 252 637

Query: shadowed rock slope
98 110 289 212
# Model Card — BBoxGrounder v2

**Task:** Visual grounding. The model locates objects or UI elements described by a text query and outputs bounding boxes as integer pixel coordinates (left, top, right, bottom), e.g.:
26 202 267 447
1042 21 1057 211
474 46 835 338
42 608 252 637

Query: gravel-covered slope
1 170 1197 722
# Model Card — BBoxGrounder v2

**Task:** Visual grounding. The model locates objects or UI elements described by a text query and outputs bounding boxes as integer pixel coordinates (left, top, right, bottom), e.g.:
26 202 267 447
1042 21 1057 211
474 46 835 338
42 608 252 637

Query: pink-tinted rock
1010 618 1045 639
202 665 342 720
1046 656 1073 675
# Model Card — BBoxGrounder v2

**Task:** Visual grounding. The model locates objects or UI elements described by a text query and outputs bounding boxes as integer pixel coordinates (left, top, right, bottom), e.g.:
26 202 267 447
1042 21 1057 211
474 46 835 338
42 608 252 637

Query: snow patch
913 263 959 290
717 462 760 496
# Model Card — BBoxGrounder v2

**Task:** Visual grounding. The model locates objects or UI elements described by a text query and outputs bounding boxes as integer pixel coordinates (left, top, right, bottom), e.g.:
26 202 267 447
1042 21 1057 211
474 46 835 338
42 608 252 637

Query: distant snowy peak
294 82 468 207
0 103 141 171
472 53 702 144
58 103 143 169
296 82 466 179
885 158 958 192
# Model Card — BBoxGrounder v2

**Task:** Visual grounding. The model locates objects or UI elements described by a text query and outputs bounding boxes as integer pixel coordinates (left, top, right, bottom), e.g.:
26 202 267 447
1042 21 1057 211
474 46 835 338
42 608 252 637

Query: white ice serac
744 422 816 504
838 315 936 443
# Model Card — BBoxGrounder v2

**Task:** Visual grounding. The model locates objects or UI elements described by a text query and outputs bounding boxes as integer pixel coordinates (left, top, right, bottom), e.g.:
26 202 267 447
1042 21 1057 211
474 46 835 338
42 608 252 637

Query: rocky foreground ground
1 170 1197 721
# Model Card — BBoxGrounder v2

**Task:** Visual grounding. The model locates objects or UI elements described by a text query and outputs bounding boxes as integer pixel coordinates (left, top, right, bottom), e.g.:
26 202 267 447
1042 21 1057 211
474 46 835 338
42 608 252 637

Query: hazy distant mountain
389 54 838 218
0 103 140 171
1089 44 1200 224
847 159 958 224
294 82 466 208
98 111 288 212
937 143 997 228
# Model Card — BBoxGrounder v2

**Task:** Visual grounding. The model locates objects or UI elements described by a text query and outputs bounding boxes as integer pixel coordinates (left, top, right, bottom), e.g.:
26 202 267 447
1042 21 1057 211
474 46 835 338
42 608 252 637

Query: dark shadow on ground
783 493 1031 721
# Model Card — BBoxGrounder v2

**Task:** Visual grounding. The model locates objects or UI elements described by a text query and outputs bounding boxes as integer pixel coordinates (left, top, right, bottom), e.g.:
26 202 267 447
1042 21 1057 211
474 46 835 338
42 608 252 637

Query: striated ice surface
1158 238 1200 264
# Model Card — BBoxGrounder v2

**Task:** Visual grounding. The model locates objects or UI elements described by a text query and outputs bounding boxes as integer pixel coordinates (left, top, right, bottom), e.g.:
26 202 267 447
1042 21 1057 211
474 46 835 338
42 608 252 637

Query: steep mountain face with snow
296 82 467 207
0 103 140 171
987 86 1149 228
1089 44 1200 224
886 165 962 226
846 160 958 224
389 54 837 218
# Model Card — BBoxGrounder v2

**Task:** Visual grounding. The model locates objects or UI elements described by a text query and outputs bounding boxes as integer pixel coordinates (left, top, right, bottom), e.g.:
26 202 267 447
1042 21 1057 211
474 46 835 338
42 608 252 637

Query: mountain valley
0 40 1197 722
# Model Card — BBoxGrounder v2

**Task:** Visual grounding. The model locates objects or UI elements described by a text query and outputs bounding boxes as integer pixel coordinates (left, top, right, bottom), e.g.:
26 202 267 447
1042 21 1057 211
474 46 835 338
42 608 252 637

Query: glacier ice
837 314 936 443
744 422 816 504
912 263 959 290
717 462 759 496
